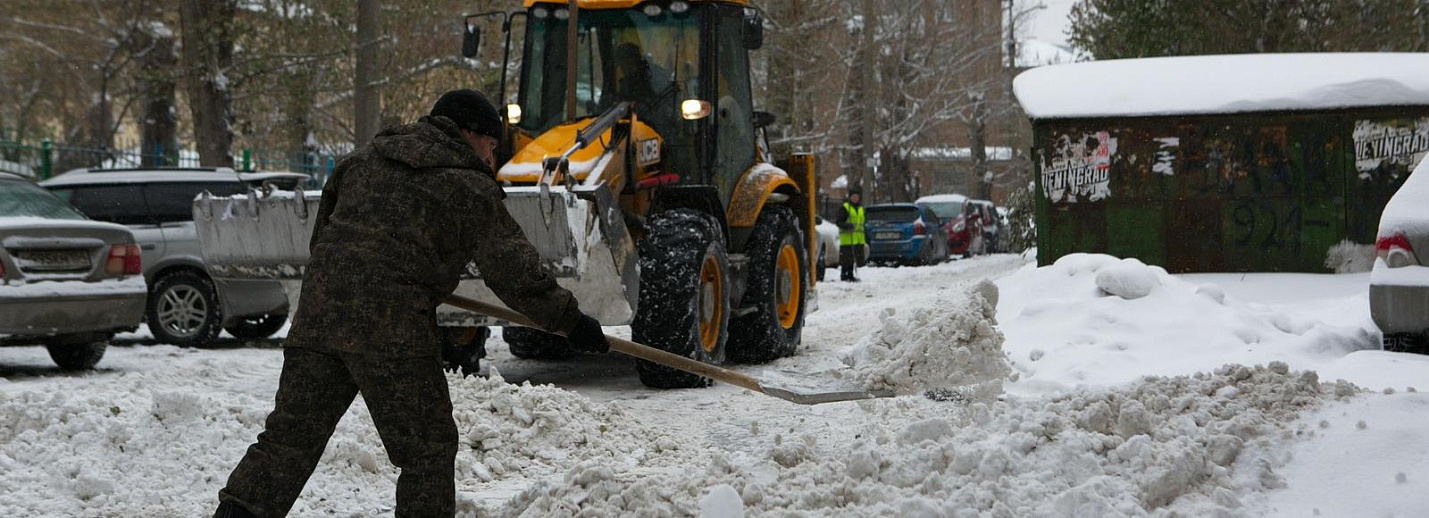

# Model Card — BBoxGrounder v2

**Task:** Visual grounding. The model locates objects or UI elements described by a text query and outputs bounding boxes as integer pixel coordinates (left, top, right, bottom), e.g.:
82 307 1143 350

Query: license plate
874 232 901 240
14 250 91 271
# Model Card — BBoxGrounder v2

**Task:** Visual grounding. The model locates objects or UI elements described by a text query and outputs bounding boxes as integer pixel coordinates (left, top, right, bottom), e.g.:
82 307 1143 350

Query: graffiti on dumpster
1353 117 1429 177
1043 131 1117 203
1151 137 1179 176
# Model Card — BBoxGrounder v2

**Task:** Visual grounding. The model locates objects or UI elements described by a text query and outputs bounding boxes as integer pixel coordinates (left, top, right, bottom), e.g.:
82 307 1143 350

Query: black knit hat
430 89 503 141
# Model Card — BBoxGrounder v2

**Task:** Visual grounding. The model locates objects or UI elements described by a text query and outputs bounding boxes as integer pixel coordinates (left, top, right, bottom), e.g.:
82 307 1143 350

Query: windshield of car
519 6 701 135
919 201 963 220
866 206 922 223
0 178 86 220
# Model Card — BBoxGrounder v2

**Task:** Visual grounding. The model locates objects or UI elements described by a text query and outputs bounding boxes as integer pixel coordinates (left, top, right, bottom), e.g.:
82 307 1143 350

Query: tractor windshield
517 6 701 136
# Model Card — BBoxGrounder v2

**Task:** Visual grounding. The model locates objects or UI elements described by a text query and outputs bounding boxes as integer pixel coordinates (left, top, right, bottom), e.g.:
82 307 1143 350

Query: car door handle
141 244 157 250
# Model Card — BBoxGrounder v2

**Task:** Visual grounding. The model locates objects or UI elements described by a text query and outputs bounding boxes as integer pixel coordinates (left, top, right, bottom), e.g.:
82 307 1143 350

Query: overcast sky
1025 0 1077 48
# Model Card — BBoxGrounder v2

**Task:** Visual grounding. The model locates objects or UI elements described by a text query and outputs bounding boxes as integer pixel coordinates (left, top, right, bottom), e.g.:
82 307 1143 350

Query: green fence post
242 148 251 172
39 138 53 180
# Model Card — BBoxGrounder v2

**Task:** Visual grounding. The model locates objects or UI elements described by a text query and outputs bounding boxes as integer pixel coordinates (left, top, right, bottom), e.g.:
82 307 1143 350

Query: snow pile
505 364 1358 517
1094 258 1161 299
450 367 687 485
0 361 675 517
999 254 1378 390
840 280 1012 397
1324 239 1375 274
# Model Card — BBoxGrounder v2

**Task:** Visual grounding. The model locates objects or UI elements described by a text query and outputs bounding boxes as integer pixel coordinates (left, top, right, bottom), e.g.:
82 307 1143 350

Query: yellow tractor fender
726 163 800 229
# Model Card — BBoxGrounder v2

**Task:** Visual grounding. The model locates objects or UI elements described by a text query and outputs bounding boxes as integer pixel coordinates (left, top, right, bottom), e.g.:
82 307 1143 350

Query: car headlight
953 221 965 232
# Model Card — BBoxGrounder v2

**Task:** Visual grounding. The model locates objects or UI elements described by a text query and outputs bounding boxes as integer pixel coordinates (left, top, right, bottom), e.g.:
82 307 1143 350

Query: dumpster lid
1013 53 1429 120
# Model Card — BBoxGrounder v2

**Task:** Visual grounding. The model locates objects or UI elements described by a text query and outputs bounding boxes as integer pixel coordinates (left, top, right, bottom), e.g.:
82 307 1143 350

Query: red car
915 194 984 258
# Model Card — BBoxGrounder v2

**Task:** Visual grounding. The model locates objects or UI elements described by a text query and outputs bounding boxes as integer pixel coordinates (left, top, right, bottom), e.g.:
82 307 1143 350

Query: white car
1371 159 1429 351
814 216 840 281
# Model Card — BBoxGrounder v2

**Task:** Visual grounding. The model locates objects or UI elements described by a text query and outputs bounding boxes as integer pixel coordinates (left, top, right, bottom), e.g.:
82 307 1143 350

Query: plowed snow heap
841 279 1012 398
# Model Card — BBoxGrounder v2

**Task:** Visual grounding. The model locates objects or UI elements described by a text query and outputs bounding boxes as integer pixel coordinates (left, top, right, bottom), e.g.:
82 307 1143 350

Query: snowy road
2 253 1427 517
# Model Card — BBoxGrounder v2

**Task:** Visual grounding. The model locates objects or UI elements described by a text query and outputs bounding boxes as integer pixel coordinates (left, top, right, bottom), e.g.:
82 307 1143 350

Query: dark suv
42 168 308 345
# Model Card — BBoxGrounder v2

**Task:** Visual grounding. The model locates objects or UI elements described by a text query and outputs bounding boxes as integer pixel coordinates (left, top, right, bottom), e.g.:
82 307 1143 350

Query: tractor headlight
642 3 663 16
681 99 712 120
553 7 569 20
670 1 690 13
531 6 549 18
506 104 522 124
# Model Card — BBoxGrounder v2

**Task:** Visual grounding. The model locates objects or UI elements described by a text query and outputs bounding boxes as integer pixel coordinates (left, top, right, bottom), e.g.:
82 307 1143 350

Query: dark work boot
214 502 257 518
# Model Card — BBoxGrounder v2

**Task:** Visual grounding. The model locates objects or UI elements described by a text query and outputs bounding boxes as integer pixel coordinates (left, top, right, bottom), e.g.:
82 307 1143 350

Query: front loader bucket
193 184 639 326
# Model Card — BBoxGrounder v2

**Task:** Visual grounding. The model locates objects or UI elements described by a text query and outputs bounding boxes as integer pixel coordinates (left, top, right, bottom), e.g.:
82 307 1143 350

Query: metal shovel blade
758 383 896 405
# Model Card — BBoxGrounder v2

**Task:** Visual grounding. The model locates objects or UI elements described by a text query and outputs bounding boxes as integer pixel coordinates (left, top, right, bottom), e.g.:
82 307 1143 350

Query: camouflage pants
219 347 458 517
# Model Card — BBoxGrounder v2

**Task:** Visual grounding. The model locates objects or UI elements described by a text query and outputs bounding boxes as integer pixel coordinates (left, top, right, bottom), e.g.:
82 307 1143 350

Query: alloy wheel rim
157 285 207 338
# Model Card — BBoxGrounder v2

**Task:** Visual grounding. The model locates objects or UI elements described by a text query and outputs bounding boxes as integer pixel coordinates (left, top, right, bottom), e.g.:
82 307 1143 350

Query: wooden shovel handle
441 294 764 394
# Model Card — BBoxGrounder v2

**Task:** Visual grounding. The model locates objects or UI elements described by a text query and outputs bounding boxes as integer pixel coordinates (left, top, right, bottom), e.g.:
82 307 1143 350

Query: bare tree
353 0 382 146
180 0 236 167
133 16 180 167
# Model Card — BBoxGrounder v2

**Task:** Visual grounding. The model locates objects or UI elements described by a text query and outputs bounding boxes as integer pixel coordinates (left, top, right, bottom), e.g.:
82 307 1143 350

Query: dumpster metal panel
1032 106 1429 273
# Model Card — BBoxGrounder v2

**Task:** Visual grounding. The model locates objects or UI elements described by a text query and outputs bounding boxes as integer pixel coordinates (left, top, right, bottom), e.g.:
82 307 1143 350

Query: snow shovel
442 294 894 405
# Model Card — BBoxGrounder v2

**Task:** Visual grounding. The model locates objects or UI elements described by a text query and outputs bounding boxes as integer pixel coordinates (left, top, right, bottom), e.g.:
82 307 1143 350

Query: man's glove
441 327 489 378
566 314 610 354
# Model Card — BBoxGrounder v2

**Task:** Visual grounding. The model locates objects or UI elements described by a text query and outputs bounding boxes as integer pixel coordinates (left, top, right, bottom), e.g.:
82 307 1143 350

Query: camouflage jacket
286 116 582 357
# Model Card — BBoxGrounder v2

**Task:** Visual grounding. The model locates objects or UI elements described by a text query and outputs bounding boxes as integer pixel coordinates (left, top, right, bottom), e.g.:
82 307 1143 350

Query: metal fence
0 137 339 185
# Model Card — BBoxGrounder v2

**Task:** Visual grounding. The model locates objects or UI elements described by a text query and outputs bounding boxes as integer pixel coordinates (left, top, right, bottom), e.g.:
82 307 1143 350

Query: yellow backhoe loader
196 0 820 389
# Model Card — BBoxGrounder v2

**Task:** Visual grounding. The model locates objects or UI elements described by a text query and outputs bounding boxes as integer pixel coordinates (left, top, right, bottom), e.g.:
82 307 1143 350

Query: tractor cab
468 0 765 208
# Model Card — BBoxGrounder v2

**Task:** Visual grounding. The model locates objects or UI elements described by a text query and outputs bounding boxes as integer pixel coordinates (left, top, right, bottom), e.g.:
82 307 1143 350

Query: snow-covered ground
1 253 1425 516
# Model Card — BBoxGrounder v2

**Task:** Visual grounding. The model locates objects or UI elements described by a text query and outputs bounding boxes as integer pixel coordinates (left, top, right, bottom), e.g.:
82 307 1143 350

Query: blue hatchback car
864 203 950 265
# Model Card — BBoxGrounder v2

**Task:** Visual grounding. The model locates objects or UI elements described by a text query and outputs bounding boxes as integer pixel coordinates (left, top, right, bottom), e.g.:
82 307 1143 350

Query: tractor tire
632 209 730 388
503 326 576 360
224 313 288 340
45 335 109 371
147 270 222 346
727 205 806 363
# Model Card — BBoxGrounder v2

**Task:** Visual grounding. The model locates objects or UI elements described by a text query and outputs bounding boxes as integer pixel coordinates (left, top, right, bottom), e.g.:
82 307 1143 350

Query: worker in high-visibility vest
837 189 866 282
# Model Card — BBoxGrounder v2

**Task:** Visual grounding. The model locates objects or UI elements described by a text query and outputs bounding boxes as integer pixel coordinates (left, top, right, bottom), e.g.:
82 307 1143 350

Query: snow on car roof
1379 160 1429 236
40 168 307 187
1013 53 1429 119
915 194 969 203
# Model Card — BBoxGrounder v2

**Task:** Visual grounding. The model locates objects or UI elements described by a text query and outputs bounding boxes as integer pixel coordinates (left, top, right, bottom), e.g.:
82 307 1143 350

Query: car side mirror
752 110 776 129
742 9 763 50
461 24 480 58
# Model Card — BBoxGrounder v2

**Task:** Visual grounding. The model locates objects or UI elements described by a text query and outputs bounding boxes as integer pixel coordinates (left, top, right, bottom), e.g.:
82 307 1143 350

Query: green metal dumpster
1014 53 1429 272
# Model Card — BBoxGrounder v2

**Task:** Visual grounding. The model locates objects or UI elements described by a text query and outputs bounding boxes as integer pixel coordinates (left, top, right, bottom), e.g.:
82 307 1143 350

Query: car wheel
45 335 108 371
224 313 289 340
815 249 827 282
147 270 222 346
1384 333 1427 354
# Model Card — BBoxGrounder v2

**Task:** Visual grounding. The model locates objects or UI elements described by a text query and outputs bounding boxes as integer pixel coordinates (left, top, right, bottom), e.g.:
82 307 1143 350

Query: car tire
816 251 826 282
147 270 222 346
503 326 577 360
632 209 729 388
1384 333 1427 354
224 313 288 340
46 336 108 371
728 205 806 364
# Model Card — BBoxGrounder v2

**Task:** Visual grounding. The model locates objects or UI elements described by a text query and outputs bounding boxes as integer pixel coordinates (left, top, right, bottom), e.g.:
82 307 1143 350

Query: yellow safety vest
840 202 866 246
